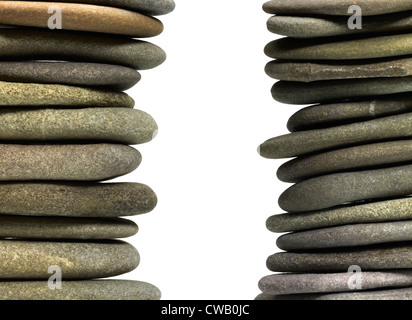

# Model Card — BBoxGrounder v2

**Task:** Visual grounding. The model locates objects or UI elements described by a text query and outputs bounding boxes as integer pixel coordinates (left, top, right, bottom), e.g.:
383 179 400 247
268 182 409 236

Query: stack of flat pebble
257 0 412 300
0 0 174 300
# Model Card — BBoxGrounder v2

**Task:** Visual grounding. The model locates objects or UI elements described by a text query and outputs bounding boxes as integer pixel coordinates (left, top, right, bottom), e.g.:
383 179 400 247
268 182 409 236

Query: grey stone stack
258 0 412 300
0 0 174 300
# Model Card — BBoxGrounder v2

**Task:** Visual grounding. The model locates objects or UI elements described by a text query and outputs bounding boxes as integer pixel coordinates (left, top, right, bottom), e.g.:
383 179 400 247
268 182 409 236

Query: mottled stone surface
272 76 412 105
0 2 163 37
277 221 412 250
265 34 412 61
277 140 412 183
0 62 140 91
267 244 412 272
287 94 412 132
0 240 139 279
259 271 412 295
279 164 412 212
267 197 412 233
0 183 157 217
0 280 161 300
0 144 141 181
0 81 134 108
263 0 412 16
0 108 157 145
266 57 412 82
0 29 166 70
259 113 412 159
0 216 138 240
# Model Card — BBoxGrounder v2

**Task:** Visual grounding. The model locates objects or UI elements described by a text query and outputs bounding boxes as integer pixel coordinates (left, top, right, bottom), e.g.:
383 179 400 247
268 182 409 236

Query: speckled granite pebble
0 182 157 217
259 113 412 159
0 62 140 91
0 216 137 240
279 164 412 212
0 29 166 70
0 280 161 300
0 108 157 145
0 144 141 181
0 240 139 279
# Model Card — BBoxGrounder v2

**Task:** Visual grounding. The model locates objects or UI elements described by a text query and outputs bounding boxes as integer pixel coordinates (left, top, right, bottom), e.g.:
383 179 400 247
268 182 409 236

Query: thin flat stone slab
0 1 163 37
287 94 412 132
259 271 412 295
258 113 412 159
0 81 134 108
0 108 157 145
0 280 161 300
263 0 412 16
267 197 412 233
272 77 412 105
265 34 412 61
267 244 412 273
0 240 138 279
278 140 412 183
0 62 140 91
0 216 138 240
0 144 141 181
0 183 157 217
267 12 412 38
266 57 412 82
279 164 412 213
277 221 412 250
0 28 166 70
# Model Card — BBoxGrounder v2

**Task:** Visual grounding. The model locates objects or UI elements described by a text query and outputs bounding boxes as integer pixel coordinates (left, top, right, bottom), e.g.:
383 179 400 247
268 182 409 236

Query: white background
113 0 299 300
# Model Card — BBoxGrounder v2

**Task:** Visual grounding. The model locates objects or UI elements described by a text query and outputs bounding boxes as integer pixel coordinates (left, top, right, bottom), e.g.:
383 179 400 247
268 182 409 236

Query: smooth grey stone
277 140 412 183
287 94 412 132
263 0 412 16
277 221 412 250
0 28 166 70
0 216 138 240
0 182 157 217
272 76 412 105
259 271 412 295
266 57 412 82
0 280 161 300
279 164 412 213
267 197 412 233
259 113 412 159
267 244 412 273
0 240 139 279
0 62 140 91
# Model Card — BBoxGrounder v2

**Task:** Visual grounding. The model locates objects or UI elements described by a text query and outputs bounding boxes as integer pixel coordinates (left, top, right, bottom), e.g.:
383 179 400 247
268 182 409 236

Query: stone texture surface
287 94 412 132
0 182 157 217
266 57 412 82
267 197 412 233
277 221 412 250
0 2 163 37
0 62 141 91
0 280 161 300
0 28 166 70
279 164 412 212
0 216 138 239
272 76 412 105
0 108 157 145
277 140 412 183
0 144 141 181
0 81 134 108
267 244 412 273
263 0 412 16
0 240 139 279
259 113 412 159
259 271 412 295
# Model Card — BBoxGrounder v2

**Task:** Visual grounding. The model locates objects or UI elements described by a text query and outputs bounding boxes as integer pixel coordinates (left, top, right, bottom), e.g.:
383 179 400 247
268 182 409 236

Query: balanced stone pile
257 0 412 300
0 0 174 300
